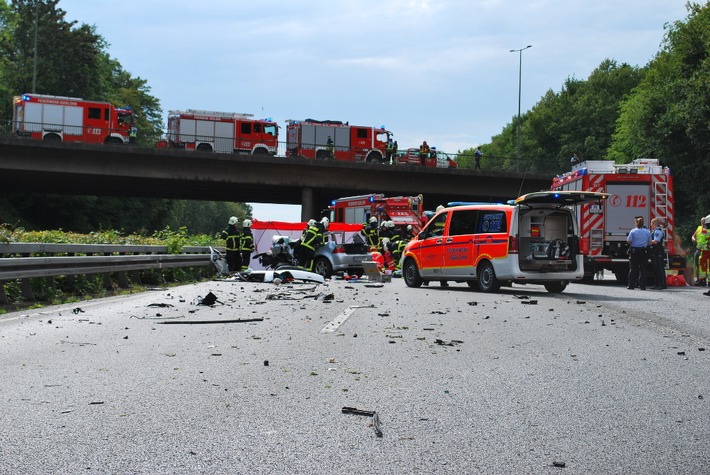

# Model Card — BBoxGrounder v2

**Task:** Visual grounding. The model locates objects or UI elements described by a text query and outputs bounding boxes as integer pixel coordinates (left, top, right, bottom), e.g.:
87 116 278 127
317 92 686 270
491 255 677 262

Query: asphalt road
1 275 708 474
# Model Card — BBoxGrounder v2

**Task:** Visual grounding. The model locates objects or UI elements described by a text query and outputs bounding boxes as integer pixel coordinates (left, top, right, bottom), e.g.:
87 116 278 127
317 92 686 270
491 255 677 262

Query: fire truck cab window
104 108 109 121
265 124 277 136
254 123 262 133
117 112 133 125
88 107 101 120
356 128 368 139
241 122 252 134
449 210 479 236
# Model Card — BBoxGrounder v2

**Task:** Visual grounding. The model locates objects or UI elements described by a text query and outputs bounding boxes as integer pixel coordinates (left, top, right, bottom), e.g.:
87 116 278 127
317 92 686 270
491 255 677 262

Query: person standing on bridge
474 146 483 170
419 141 430 166
240 219 255 272
221 216 242 273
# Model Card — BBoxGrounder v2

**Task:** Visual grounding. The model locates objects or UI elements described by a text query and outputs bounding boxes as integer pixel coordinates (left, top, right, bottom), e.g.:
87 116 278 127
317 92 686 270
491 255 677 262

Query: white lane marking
320 305 373 333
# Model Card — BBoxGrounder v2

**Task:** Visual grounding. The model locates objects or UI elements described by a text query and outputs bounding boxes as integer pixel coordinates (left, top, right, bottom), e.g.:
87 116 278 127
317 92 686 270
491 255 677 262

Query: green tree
609 2 710 240
461 60 643 175
0 0 103 100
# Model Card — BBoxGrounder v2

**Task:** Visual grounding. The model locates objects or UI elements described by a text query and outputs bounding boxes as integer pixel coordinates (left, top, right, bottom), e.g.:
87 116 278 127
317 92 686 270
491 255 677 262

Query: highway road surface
1 275 709 474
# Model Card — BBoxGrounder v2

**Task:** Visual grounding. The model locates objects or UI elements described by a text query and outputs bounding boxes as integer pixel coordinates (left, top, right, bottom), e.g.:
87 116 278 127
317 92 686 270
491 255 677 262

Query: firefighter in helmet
363 216 380 251
298 219 324 271
221 216 243 272
240 219 254 272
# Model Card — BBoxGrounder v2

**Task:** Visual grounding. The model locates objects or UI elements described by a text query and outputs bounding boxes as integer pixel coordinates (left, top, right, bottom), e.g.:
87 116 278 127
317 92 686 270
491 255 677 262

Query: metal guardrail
0 243 217 304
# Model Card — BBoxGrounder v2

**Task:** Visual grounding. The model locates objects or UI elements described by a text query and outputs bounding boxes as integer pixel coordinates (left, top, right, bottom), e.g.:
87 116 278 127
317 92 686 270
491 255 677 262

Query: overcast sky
60 0 689 221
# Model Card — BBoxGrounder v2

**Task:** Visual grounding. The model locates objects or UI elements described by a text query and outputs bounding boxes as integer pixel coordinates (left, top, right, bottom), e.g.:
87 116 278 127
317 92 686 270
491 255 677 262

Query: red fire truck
12 93 135 144
551 159 685 282
161 109 278 155
286 119 391 163
328 193 426 234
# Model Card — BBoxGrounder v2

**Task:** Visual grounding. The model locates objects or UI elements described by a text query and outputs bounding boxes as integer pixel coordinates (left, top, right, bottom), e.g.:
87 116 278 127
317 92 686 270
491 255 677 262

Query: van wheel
313 258 333 278
403 259 423 287
544 281 568 293
477 261 500 292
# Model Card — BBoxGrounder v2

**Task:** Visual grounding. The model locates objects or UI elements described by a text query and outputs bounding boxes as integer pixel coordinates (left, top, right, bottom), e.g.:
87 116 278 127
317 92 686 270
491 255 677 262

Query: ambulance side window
428 213 447 238
449 210 478 236
476 211 506 234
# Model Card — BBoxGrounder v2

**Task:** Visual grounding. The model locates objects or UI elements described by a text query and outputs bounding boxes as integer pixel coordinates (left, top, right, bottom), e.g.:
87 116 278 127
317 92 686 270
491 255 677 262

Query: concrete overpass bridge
0 137 553 220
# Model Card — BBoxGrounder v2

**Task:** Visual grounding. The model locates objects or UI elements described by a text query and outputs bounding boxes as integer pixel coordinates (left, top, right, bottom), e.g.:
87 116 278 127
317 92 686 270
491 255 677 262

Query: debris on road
158 318 264 325
342 406 383 438
198 292 221 306
521 300 538 305
435 339 464 347
147 303 175 308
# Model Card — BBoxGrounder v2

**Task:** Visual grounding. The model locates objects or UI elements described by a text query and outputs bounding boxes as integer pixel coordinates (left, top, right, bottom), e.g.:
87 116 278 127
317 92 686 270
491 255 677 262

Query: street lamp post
510 45 532 170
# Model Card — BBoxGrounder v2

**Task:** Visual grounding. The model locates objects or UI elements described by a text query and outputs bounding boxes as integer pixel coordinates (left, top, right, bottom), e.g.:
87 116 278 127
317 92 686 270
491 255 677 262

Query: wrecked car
313 231 370 278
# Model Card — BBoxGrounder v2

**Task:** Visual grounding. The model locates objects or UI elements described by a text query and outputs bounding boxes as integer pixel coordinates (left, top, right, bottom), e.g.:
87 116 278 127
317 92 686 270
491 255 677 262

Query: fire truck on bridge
12 93 135 144
286 119 391 163
160 109 278 155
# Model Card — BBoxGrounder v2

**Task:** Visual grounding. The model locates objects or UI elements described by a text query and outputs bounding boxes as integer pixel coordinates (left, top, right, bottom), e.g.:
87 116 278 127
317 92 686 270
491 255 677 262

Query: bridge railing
0 242 218 304
0 119 566 176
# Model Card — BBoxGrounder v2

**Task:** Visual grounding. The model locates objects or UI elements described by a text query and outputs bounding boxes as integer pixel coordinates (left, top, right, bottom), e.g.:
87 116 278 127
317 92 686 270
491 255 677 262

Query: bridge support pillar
301 187 315 221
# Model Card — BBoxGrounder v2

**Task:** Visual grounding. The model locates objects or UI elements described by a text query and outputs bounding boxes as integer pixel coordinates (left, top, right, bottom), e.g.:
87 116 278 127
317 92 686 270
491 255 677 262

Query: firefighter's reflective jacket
240 230 254 252
364 223 380 249
221 225 242 251
300 224 323 251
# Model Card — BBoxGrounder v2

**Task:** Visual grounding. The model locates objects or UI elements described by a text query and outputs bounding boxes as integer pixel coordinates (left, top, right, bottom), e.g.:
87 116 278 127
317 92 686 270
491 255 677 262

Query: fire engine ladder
654 181 668 219
653 181 670 269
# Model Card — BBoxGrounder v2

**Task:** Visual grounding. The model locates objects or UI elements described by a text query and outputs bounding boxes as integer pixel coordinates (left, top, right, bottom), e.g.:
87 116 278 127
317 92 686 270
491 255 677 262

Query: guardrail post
117 252 130 288
20 252 35 301
0 281 8 304
102 252 114 291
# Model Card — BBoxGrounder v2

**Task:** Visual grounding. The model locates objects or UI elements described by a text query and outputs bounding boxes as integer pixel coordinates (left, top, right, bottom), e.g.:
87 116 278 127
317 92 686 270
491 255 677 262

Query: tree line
458 2 709 243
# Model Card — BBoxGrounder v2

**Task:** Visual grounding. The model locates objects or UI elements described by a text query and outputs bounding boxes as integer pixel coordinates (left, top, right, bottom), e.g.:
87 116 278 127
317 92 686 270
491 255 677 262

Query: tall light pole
510 45 532 168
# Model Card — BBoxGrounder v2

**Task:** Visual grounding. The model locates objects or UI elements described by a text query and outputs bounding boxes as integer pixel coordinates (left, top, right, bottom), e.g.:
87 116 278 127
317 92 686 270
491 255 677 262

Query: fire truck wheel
403 259 423 287
43 133 61 142
544 281 568 293
477 261 501 293
367 153 383 164
313 257 333 278
196 143 213 152
253 147 268 155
